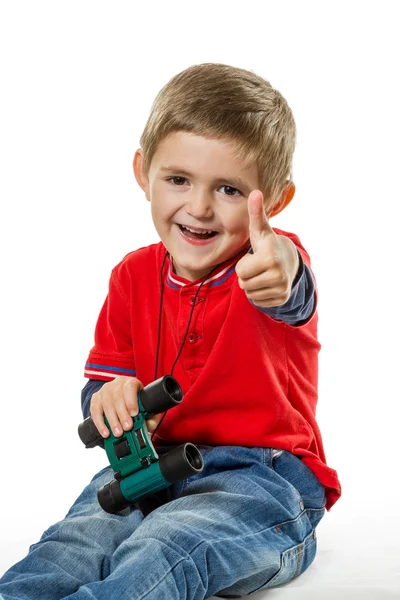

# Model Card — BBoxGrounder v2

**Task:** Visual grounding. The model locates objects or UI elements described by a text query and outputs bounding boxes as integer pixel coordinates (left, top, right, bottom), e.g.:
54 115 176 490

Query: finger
114 395 135 433
247 293 290 308
238 272 270 291
90 393 111 439
239 266 289 291
123 378 141 417
103 403 124 437
235 252 270 281
246 287 289 304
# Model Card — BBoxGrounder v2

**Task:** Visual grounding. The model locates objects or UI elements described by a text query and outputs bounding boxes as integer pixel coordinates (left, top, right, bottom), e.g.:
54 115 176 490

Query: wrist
291 249 304 289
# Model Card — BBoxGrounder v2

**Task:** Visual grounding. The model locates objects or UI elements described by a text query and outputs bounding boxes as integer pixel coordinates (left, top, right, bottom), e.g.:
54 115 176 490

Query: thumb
248 190 273 252
146 413 162 433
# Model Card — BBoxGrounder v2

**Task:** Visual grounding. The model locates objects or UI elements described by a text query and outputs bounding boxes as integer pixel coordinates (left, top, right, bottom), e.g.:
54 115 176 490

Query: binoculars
78 375 204 514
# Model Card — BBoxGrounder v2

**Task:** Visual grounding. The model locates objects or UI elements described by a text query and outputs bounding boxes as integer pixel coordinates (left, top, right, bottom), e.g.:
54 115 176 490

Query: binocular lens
159 443 204 484
185 443 203 471
140 375 183 413
163 376 183 402
98 480 130 514
78 417 104 448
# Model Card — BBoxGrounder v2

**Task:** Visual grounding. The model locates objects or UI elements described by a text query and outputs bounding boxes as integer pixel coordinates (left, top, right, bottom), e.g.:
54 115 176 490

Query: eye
166 177 241 196
220 185 241 197
166 176 188 186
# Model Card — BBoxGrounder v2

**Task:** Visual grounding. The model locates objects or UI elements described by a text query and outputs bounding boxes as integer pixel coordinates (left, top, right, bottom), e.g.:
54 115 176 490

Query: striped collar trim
165 246 251 290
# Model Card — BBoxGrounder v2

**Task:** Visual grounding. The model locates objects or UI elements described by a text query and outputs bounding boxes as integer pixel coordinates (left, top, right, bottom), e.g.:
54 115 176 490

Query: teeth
182 225 214 234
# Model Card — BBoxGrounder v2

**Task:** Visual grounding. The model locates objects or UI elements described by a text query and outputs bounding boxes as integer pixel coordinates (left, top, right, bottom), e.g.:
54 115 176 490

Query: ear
133 149 151 202
267 182 295 217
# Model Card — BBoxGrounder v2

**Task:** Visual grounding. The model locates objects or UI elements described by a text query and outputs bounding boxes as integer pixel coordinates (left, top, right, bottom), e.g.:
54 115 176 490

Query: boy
0 63 341 599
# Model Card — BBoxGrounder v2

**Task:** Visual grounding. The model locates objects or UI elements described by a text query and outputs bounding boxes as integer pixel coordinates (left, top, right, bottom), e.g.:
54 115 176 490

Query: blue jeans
0 446 326 599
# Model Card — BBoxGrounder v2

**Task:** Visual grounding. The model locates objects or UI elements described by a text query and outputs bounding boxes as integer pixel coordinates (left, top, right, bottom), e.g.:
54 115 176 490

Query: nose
185 189 214 220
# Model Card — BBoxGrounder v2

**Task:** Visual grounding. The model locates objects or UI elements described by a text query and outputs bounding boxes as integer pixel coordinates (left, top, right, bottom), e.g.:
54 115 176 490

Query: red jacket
84 229 341 511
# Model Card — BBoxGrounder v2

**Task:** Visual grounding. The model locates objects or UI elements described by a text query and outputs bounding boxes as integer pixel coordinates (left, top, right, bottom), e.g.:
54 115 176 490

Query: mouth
177 223 219 241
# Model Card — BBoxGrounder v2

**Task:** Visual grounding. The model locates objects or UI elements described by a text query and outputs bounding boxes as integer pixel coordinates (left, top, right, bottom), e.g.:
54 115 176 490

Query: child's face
133 131 262 281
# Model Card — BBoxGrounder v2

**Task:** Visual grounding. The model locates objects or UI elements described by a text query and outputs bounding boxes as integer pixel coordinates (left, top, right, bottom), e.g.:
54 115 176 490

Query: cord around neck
151 245 247 441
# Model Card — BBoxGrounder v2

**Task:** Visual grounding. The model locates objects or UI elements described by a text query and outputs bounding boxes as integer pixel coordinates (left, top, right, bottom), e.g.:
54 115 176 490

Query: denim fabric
0 446 326 599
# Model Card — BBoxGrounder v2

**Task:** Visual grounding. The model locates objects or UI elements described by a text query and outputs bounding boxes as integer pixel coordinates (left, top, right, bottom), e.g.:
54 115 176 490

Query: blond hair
139 63 296 212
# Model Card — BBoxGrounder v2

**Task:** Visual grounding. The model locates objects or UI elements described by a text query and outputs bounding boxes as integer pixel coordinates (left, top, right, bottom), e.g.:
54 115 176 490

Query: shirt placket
178 289 206 372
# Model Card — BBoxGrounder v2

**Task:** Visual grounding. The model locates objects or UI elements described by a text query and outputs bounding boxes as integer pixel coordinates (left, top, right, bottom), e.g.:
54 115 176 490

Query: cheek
150 188 175 222
222 209 249 235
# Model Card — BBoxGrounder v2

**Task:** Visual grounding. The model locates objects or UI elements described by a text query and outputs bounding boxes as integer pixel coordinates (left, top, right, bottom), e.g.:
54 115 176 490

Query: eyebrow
159 166 252 192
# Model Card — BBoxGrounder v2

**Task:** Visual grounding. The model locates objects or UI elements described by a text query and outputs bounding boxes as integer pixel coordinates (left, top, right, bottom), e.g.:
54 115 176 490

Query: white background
0 0 399 592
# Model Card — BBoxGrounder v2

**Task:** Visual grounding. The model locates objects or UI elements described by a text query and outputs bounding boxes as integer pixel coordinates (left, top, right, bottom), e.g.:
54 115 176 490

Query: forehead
151 131 259 187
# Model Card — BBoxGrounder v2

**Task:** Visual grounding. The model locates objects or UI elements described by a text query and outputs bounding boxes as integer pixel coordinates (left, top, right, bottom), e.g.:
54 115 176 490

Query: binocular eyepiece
78 375 204 514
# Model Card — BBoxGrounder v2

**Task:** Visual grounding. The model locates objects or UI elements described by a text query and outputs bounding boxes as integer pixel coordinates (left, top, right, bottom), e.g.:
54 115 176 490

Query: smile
176 223 219 245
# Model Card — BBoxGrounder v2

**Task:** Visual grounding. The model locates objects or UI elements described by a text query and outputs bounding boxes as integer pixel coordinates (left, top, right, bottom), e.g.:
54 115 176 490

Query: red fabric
85 229 341 511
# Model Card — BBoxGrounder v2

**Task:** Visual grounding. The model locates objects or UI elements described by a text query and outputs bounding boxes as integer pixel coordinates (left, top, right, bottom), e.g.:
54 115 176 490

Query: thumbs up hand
235 190 300 308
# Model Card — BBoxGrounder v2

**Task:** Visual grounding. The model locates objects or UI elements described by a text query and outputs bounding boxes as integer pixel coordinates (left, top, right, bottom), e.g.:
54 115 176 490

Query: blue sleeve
81 379 107 419
249 249 316 326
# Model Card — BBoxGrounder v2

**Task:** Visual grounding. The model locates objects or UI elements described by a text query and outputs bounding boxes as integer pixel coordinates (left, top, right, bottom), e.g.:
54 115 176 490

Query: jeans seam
294 544 304 577
197 510 312 549
135 539 206 600
189 516 315 595
135 556 189 600
281 528 315 577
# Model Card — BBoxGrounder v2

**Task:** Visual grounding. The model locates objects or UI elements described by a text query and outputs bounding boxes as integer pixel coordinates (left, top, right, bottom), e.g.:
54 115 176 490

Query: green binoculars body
78 375 204 514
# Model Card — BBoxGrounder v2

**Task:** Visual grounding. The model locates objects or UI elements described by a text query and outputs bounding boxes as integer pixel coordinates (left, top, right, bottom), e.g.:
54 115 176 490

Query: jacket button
190 296 205 304
187 332 197 344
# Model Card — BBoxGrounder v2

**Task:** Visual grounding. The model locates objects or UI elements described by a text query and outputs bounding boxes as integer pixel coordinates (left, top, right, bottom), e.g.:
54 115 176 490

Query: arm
81 379 106 419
